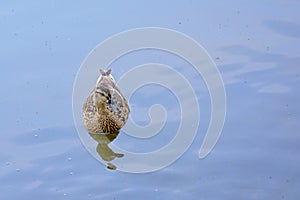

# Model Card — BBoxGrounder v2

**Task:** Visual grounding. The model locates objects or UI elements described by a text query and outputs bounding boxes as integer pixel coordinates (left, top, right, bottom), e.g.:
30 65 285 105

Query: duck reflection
89 131 124 170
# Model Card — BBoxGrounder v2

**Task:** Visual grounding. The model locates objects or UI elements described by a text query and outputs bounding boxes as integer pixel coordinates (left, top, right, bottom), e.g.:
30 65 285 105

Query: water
1 0 300 199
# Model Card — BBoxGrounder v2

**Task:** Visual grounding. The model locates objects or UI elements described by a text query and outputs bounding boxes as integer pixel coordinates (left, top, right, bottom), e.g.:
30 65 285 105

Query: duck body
82 69 130 133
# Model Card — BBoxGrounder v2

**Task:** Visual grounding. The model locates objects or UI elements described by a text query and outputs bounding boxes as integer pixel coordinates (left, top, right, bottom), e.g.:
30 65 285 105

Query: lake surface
1 1 299 199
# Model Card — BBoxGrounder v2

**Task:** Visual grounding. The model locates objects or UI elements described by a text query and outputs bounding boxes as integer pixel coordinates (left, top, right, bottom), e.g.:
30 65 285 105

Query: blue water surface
1 0 299 199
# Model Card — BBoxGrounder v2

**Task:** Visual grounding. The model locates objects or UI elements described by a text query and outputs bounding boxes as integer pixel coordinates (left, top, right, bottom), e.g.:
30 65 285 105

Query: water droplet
67 157 72 161
69 172 73 176
16 168 20 172
34 134 38 138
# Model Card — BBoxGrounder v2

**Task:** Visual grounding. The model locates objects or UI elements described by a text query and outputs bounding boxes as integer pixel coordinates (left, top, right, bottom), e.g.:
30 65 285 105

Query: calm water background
1 1 300 199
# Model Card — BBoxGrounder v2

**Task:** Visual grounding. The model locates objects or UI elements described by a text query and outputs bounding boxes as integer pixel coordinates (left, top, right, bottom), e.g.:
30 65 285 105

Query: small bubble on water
16 168 21 172
69 172 74 176
34 134 38 138
67 157 72 161
5 162 10 166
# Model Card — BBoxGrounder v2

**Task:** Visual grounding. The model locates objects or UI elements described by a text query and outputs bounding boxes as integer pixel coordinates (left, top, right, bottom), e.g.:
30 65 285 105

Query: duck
82 68 130 134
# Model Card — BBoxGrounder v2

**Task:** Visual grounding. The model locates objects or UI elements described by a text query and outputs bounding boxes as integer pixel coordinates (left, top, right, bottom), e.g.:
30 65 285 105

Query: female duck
82 68 130 133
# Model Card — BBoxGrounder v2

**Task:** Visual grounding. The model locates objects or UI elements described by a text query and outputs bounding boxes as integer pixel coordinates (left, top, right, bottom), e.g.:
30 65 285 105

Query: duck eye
95 91 106 97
